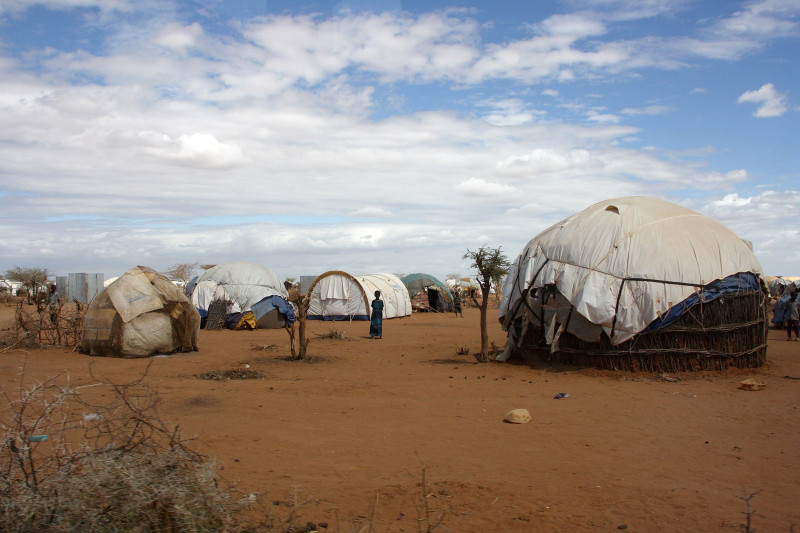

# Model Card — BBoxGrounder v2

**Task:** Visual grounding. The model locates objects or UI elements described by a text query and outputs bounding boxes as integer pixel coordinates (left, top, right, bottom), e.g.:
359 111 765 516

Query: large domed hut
498 196 768 371
190 261 295 329
81 266 200 358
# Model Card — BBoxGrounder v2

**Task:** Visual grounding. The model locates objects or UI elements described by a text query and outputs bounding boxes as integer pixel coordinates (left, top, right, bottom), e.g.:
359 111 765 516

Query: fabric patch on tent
107 270 164 323
82 309 117 341
320 275 350 299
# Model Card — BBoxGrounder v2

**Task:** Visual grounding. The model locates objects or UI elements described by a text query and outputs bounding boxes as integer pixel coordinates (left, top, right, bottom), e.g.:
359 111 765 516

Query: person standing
453 289 463 317
370 290 383 339
786 292 799 341
46 284 58 323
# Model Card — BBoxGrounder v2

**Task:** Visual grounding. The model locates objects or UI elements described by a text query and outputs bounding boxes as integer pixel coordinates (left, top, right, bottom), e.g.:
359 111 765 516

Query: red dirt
1 304 799 532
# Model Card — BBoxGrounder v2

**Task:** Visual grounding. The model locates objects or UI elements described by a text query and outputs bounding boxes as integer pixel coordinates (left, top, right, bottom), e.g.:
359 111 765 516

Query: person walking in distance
786 292 799 341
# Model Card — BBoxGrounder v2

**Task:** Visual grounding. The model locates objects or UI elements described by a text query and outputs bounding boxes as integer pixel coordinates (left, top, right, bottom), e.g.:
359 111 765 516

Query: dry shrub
195 368 265 381
0 359 241 532
315 328 348 340
1 301 85 351
250 343 278 351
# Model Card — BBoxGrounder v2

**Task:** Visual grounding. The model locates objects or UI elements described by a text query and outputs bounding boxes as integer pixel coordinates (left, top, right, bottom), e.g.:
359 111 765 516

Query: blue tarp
772 293 791 324
251 295 297 327
642 272 762 333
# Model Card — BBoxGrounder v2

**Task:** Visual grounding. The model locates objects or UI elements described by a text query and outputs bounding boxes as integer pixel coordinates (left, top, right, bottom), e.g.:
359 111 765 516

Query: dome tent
190 261 295 329
81 266 200 358
401 273 453 312
498 196 768 371
307 271 411 321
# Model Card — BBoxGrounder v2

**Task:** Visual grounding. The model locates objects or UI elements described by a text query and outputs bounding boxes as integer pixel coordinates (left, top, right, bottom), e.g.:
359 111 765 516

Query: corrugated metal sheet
57 273 104 303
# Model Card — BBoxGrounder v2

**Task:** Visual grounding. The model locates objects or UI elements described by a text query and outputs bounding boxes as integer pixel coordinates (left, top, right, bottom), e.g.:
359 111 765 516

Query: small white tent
307 271 412 321
190 261 294 329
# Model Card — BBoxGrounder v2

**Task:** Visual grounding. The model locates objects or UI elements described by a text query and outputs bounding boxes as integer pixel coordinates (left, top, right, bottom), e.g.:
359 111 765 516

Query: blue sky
0 0 798 283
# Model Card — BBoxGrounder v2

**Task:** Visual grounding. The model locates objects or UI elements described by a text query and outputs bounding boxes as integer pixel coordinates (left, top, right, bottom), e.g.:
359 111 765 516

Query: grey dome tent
498 196 768 371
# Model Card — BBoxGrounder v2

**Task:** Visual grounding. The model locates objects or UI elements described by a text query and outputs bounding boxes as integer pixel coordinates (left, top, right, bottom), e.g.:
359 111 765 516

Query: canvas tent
498 196 768 371
401 273 453 312
81 266 200 358
307 271 412 321
189 261 295 329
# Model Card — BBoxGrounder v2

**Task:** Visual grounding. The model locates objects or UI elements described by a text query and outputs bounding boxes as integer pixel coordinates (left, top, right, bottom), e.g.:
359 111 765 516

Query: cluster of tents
79 195 770 370
81 262 460 358
768 276 800 328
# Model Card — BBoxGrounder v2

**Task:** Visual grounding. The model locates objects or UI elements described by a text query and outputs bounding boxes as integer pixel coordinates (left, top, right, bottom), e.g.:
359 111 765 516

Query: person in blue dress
370 290 383 339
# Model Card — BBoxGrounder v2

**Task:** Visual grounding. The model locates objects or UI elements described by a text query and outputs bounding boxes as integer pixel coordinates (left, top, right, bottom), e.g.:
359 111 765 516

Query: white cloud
620 105 671 116
0 0 137 16
455 177 519 197
153 22 203 52
349 207 394 218
0 4 797 280
738 83 789 117
587 110 620 123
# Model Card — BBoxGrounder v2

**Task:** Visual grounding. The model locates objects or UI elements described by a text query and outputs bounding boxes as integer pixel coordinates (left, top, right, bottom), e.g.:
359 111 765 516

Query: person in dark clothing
370 290 383 339
453 289 463 317
46 284 58 323
787 292 799 341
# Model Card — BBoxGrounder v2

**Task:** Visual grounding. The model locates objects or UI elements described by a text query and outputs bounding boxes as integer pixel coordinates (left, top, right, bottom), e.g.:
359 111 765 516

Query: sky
0 0 798 284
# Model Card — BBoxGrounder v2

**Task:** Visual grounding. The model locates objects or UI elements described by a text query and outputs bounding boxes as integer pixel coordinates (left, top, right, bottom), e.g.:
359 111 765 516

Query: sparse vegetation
463 246 510 361
0 360 239 532
1 300 86 352
3 267 50 305
286 286 311 360
195 367 265 381
163 261 200 285
315 328 348 340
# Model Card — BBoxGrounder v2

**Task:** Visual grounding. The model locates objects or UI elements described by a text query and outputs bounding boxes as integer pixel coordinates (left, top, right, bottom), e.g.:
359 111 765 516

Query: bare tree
463 246 510 361
285 286 311 360
4 266 49 304
163 262 199 285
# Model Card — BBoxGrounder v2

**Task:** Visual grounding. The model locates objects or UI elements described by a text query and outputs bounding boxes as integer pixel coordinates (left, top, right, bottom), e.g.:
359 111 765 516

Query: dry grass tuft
250 343 279 351
195 368 265 381
315 328 349 340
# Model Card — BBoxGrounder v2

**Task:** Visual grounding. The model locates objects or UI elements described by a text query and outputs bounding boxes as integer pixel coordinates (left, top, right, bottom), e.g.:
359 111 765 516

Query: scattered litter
28 435 48 442
659 373 680 382
553 392 569 399
83 413 102 422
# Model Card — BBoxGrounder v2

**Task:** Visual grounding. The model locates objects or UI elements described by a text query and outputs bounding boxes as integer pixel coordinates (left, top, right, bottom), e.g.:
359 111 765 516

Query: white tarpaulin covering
499 196 764 349
191 261 288 314
308 271 412 320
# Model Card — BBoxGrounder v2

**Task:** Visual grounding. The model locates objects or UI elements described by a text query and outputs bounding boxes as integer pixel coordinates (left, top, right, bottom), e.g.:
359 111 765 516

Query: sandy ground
1 303 799 532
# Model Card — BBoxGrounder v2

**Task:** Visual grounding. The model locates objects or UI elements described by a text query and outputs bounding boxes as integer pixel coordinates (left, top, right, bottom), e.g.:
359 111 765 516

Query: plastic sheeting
499 196 764 346
190 261 293 328
401 273 453 303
